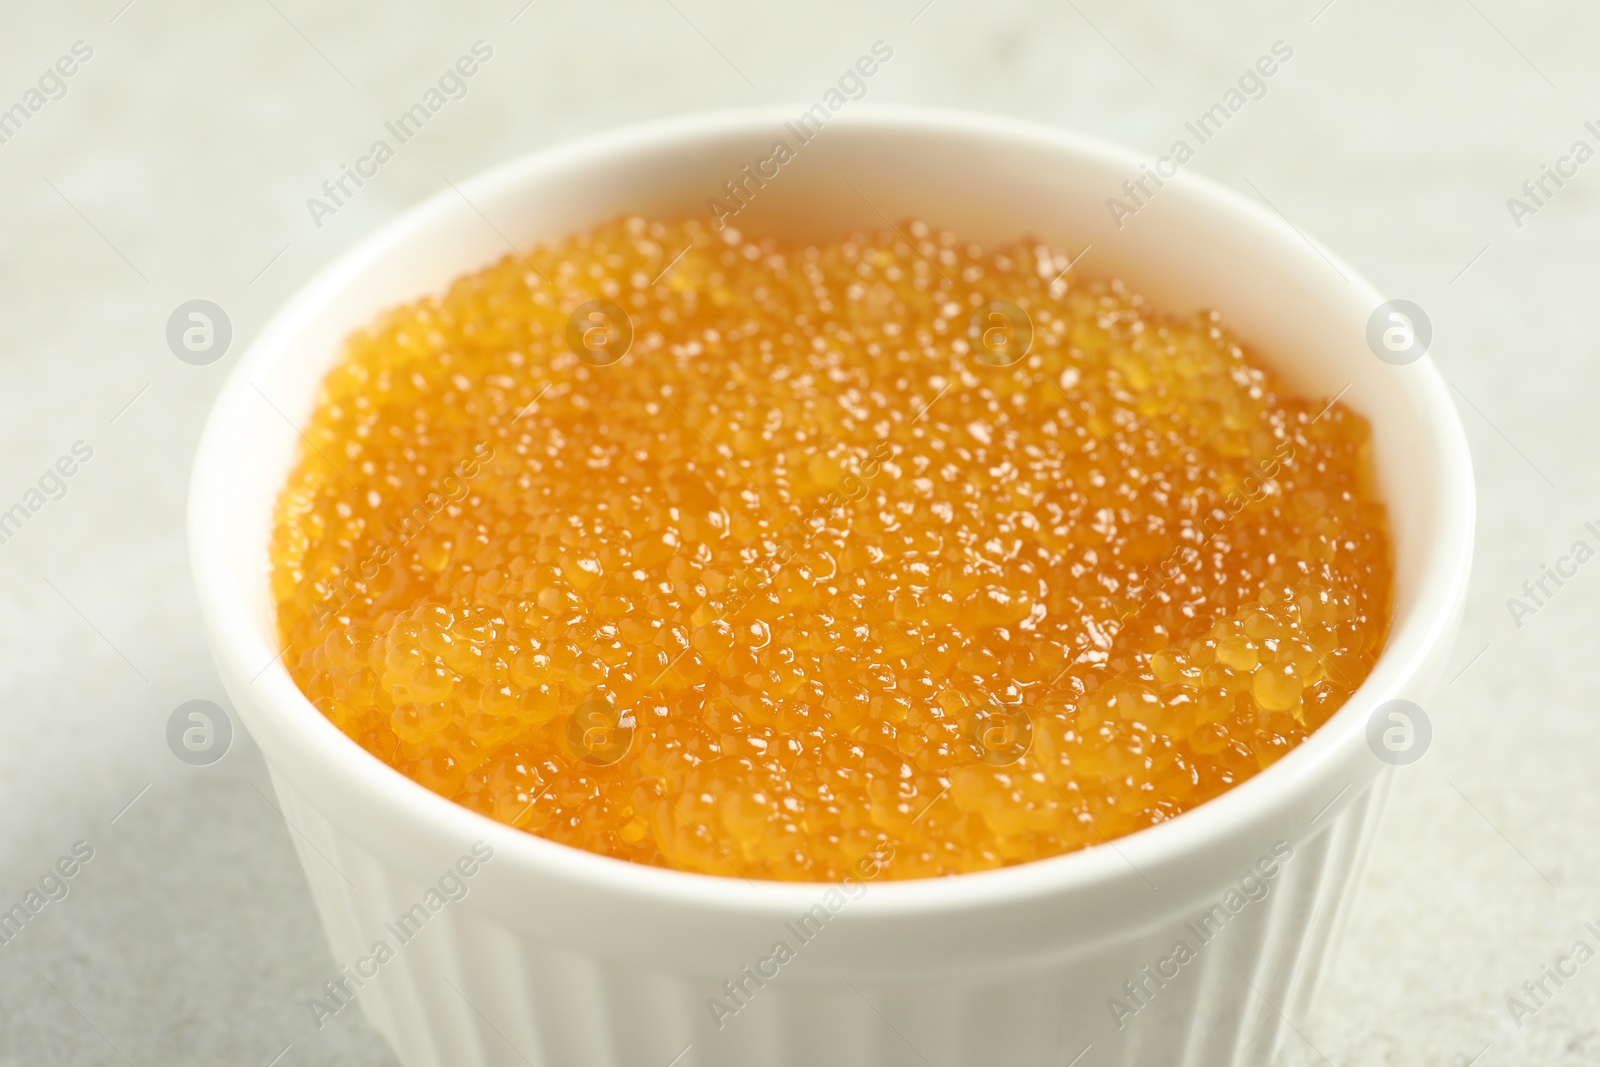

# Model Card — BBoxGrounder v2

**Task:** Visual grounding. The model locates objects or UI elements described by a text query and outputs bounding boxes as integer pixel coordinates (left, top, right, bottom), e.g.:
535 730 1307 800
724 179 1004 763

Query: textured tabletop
0 1 1593 1064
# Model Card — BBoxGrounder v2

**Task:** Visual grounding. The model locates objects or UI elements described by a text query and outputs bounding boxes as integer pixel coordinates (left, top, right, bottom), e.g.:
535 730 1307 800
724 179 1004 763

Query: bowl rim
189 103 1475 919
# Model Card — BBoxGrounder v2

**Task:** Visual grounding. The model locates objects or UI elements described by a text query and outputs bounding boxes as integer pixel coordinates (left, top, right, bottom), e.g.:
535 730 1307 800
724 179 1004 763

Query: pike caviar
270 216 1393 882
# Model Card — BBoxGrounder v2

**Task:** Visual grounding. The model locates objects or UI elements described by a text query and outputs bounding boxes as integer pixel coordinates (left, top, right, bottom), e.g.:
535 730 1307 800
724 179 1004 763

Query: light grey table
0 1 1593 1064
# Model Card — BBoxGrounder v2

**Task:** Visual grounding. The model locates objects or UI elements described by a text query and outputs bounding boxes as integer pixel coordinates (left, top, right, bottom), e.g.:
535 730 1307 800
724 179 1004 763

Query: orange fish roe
270 216 1393 882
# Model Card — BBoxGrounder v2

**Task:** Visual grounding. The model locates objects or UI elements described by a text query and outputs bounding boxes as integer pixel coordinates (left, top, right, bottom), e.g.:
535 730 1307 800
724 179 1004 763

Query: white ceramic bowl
190 106 1474 1067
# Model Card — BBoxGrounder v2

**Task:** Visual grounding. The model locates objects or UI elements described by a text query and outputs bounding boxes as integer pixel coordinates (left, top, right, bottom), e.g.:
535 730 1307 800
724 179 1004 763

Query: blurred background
0 1 1594 1063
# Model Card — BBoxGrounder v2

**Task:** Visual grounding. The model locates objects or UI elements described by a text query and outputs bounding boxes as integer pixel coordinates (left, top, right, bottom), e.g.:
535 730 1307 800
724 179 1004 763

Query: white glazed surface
189 108 1473 1066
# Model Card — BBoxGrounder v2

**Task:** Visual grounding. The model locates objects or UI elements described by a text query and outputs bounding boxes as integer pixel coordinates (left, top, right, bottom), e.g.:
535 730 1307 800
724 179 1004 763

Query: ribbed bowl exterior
272 763 1389 1067
190 109 1474 1067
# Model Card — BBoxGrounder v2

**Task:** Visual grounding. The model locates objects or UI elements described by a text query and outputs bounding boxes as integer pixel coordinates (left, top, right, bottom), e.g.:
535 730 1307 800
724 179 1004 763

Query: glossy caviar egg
270 216 1393 882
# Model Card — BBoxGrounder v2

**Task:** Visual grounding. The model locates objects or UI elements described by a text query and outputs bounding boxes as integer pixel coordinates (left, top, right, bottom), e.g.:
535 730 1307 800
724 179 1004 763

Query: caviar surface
270 216 1393 882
